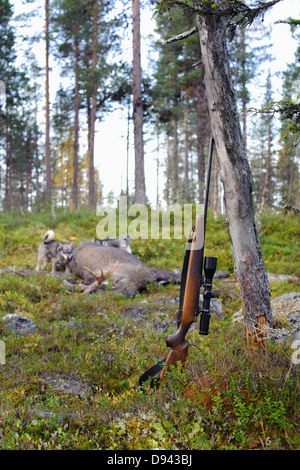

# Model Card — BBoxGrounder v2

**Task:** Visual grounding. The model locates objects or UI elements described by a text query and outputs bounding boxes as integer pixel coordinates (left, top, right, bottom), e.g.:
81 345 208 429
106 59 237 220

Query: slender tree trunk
259 117 271 219
34 92 40 205
126 98 131 200
184 92 190 202
25 132 32 210
72 34 80 210
194 79 209 204
45 0 51 202
156 130 160 205
195 5 273 346
165 133 170 205
5 119 12 211
241 27 247 147
173 110 179 203
132 0 146 204
88 2 98 209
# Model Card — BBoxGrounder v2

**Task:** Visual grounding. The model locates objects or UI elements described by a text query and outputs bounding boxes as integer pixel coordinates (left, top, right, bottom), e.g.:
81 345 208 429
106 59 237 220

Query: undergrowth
0 207 299 450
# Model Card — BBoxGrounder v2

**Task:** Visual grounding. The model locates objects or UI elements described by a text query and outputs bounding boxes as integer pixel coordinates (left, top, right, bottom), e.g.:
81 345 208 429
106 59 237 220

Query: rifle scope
199 256 217 335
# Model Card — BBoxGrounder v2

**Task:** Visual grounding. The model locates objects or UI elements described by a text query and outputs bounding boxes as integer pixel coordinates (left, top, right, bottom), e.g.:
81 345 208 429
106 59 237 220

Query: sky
11 0 300 207
95 0 299 206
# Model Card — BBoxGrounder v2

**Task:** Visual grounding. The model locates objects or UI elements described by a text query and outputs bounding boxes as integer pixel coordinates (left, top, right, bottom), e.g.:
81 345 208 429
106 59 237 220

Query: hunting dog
35 230 74 273
91 235 132 253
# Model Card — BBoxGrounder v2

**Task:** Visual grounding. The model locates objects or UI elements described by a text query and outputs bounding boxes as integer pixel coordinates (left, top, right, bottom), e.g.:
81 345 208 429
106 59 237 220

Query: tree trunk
241 27 247 147
88 2 98 209
194 79 209 205
132 0 146 204
25 131 32 210
195 5 273 346
184 92 190 202
5 119 12 211
72 34 79 210
173 111 179 203
259 73 272 220
45 0 51 202
165 133 170 204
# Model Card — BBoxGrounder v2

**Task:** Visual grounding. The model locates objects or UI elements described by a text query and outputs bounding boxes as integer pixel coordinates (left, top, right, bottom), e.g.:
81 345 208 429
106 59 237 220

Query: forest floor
0 207 299 450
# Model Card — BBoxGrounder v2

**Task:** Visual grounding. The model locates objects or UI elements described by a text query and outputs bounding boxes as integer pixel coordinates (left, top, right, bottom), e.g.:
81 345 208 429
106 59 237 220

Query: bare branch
165 25 197 44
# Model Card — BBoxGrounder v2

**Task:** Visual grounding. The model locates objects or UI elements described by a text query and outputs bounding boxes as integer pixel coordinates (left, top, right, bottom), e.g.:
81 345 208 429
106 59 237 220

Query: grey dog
91 235 132 253
35 230 74 273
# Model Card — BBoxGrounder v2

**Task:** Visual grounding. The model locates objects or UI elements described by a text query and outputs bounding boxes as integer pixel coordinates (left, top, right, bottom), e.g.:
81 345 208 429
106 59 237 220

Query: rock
269 292 300 344
42 374 92 398
214 271 230 279
2 313 38 336
267 273 299 283
199 294 224 319
232 292 300 344
27 408 79 424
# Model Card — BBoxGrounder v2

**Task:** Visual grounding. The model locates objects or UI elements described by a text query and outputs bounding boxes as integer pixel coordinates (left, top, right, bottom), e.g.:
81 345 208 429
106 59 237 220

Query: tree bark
72 34 79 210
88 2 98 210
45 0 51 202
194 5 273 346
241 27 247 147
194 79 209 205
184 92 190 202
132 0 146 204
5 119 12 211
165 133 170 204
173 107 179 202
25 131 32 210
259 73 272 219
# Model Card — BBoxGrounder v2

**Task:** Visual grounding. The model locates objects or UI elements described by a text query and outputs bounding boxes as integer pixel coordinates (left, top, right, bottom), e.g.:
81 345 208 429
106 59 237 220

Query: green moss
0 208 298 449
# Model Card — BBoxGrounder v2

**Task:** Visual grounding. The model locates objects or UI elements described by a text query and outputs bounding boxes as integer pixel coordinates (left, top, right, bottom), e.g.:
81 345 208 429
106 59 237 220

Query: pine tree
276 28 300 208
0 0 36 211
249 71 276 215
132 0 146 204
152 5 208 204
45 0 51 202
228 23 272 147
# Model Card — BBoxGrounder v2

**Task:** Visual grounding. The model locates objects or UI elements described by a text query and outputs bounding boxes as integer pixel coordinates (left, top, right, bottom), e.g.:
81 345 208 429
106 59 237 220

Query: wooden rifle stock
159 213 204 381
138 138 216 390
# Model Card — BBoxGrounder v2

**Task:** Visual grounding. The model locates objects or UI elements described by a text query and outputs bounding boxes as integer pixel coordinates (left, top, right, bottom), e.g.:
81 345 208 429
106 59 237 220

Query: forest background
0 0 300 450
0 0 299 214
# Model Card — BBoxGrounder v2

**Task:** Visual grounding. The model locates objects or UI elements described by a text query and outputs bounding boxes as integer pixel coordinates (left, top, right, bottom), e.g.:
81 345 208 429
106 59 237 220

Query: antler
79 260 119 295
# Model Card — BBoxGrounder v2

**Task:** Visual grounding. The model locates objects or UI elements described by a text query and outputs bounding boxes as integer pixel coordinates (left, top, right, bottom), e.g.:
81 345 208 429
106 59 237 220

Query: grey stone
2 313 38 336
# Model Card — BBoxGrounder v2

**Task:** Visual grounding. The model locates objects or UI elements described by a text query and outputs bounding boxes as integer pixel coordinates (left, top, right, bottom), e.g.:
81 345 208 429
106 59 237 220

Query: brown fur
70 242 181 297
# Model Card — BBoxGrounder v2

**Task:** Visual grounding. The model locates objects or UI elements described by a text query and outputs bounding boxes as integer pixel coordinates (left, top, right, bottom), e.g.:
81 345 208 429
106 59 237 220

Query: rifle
138 137 217 390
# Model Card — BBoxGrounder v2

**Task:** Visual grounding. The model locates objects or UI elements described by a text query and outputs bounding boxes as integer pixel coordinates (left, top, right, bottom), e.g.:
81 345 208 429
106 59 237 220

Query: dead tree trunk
195 6 273 346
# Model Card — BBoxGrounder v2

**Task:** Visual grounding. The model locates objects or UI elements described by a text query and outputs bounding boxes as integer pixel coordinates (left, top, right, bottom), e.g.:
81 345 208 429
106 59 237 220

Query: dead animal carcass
70 242 181 297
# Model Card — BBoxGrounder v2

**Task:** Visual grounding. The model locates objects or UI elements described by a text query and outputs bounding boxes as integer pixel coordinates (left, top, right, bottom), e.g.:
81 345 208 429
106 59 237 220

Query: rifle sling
138 358 166 390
